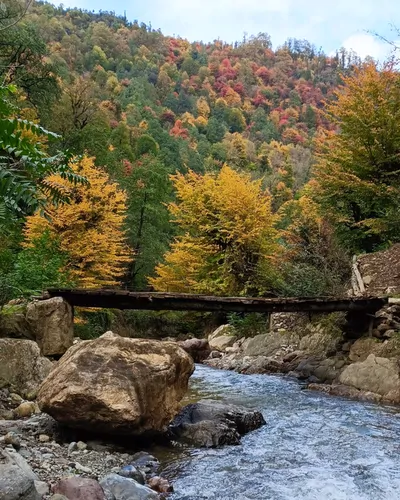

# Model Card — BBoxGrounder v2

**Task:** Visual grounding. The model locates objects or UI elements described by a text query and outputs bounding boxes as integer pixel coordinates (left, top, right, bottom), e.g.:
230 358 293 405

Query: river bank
198 303 400 406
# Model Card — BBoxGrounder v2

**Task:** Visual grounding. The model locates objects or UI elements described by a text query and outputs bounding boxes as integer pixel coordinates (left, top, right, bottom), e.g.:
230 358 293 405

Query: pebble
68 441 77 454
39 434 50 443
74 462 92 474
76 440 87 451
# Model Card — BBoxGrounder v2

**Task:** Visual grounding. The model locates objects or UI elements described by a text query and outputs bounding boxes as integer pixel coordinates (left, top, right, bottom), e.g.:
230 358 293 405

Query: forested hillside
1 0 399 310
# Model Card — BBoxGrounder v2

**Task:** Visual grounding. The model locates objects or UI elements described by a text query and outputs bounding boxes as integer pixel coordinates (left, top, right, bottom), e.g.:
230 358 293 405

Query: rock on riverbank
38 332 194 436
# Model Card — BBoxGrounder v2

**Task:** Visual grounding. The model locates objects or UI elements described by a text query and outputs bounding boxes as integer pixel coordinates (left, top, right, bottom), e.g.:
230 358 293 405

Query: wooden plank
45 288 388 314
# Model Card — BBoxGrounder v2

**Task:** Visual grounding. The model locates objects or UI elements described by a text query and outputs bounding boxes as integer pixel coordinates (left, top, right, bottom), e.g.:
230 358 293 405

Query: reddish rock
53 477 105 500
148 476 174 493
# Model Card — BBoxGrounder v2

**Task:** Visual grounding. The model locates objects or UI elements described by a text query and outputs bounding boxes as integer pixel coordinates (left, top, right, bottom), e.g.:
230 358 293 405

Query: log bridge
43 288 388 314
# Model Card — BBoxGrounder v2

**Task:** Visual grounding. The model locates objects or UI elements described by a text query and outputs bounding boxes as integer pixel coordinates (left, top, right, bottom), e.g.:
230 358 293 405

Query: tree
121 155 173 289
313 61 400 251
0 84 86 216
24 156 131 287
150 166 280 295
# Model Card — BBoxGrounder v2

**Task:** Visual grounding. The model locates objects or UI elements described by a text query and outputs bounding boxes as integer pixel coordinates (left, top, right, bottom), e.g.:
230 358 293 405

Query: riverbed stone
118 465 145 484
53 477 105 500
147 476 173 494
26 297 73 357
209 335 237 351
208 324 236 342
339 354 400 402
169 400 266 448
0 463 41 500
14 402 37 419
38 332 194 435
243 331 300 358
178 338 210 362
0 339 53 398
99 474 158 500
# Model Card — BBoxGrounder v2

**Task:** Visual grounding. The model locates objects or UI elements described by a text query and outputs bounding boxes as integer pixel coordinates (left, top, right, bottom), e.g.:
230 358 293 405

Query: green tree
313 62 400 251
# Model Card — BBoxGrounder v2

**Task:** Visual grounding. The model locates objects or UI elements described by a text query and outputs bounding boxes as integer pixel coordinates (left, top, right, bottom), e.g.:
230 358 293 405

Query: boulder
209 335 237 351
38 332 194 435
208 324 236 342
0 303 33 340
243 331 299 358
99 474 158 500
299 330 341 357
168 400 265 448
349 337 400 362
339 354 400 402
293 356 346 383
26 297 73 357
241 356 284 375
0 339 53 398
0 450 40 500
53 478 105 500
178 338 210 362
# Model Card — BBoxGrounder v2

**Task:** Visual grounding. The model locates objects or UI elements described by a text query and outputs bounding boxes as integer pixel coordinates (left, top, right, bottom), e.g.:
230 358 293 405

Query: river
159 364 400 500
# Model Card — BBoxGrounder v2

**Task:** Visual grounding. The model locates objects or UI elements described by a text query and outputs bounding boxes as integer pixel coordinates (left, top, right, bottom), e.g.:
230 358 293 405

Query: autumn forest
1 1 400 334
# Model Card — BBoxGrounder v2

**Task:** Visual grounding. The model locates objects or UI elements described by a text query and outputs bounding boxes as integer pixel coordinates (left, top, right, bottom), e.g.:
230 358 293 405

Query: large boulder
38 332 194 435
178 338 210 362
26 297 73 357
339 354 400 403
168 400 266 448
0 339 53 398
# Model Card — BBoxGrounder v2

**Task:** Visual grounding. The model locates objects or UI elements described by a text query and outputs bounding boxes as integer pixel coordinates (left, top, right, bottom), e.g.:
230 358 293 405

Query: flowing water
159 364 400 500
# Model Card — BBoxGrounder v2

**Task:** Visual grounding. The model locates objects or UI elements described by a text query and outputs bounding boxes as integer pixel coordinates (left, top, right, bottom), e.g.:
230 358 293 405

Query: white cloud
341 33 393 60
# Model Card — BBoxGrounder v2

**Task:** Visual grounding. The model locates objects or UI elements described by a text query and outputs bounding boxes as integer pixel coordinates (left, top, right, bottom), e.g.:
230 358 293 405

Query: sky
56 0 400 60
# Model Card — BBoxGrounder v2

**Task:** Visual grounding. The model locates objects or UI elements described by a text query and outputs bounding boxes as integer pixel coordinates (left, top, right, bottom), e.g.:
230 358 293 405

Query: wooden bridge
43 288 388 314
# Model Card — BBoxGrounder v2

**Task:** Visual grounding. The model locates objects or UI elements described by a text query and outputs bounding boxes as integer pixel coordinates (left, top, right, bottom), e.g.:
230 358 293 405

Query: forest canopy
0 0 399 311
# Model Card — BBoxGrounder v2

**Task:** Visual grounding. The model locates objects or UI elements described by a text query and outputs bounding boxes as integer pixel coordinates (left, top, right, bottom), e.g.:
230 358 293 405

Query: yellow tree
24 156 131 287
313 61 400 251
150 166 281 296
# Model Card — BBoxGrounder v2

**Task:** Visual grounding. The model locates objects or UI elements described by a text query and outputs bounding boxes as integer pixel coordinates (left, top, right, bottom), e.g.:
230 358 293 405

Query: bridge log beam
43 289 388 314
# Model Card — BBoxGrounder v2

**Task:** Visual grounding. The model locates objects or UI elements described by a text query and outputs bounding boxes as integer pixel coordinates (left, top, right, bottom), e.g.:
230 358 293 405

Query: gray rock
118 465 145 484
34 480 49 496
129 452 159 475
0 463 41 500
100 474 159 500
168 400 266 448
0 451 40 500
